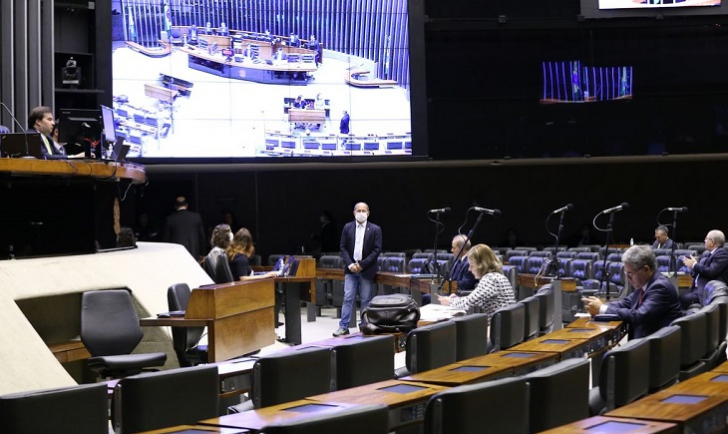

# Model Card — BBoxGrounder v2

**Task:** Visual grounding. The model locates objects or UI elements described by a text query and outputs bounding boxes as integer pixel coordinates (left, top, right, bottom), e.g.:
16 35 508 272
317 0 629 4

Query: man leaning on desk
582 245 682 339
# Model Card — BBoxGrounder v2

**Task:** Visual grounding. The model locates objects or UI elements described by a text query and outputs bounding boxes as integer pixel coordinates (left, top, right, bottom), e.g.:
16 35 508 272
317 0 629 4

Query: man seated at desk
652 225 674 250
28 106 66 160
679 229 728 310
582 245 682 339
450 234 478 293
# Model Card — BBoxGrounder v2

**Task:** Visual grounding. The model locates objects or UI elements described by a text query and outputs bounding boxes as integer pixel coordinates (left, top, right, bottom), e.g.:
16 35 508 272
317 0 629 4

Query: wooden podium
142 280 276 362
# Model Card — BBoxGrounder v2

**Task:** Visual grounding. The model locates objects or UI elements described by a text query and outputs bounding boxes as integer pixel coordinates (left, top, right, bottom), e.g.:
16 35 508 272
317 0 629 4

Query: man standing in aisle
163 196 206 261
334 202 382 336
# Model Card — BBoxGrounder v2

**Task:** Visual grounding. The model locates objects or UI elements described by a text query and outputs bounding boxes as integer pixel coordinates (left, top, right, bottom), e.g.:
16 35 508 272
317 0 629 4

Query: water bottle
630 238 634 246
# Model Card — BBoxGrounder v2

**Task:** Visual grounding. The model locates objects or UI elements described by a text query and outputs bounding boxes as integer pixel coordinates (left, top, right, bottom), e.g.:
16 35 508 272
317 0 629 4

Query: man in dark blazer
334 202 382 336
27 106 66 160
162 196 207 261
651 225 674 250
450 235 478 293
679 229 728 309
582 245 682 339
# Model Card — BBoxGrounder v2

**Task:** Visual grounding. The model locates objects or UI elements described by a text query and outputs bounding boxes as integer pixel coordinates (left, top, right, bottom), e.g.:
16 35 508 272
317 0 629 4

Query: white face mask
355 211 368 223
228 232 234 242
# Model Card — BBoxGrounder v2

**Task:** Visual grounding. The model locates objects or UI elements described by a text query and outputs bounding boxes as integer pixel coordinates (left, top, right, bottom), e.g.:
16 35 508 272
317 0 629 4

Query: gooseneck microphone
0 102 30 156
472 206 501 216
602 202 629 215
666 207 688 213
428 207 451 214
552 203 574 214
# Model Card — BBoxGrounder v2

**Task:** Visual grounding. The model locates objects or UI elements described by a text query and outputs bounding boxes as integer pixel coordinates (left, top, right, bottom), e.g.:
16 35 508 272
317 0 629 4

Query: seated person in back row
450 234 478 293
652 225 674 250
437 244 516 323
582 245 682 339
679 229 728 309
226 228 278 281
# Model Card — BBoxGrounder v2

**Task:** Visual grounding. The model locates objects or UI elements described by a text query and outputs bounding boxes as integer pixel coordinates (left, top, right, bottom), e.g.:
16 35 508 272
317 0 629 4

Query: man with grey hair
582 245 682 339
680 229 728 309
450 234 478 293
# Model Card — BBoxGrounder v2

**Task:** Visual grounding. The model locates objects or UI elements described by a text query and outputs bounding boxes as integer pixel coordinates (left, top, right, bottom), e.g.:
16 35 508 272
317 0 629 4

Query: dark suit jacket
651 239 674 250
29 128 66 160
163 209 206 259
340 220 382 280
606 272 682 339
681 247 728 308
451 257 478 291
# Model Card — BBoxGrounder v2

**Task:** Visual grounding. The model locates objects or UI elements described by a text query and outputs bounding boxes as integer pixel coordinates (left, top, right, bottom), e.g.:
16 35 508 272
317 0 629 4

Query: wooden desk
138 425 248 434
517 274 577 291
544 327 622 357
306 380 448 430
664 371 728 397
606 389 728 433
509 335 590 360
141 280 275 362
275 258 316 345
48 340 91 363
538 416 679 434
0 158 146 184
567 317 624 330
288 108 325 123
201 400 362 431
712 361 728 373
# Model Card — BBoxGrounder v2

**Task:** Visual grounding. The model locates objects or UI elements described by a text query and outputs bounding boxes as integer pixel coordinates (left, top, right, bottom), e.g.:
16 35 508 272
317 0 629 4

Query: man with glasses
679 229 728 309
582 245 682 339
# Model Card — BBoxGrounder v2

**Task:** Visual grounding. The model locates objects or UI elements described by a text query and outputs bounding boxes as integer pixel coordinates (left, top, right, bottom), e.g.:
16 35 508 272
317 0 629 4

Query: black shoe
333 327 350 337
275 321 284 327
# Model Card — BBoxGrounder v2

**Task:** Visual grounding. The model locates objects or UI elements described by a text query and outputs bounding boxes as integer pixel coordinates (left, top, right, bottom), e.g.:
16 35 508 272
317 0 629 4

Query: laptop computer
0 133 44 159
254 256 296 277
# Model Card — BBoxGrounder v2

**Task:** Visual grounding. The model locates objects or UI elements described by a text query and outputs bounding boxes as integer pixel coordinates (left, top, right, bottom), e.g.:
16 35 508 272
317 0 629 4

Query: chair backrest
113 365 219 434
167 283 204 364
598 337 650 411
268 254 285 265
705 280 728 306
383 257 405 273
684 244 706 255
557 258 572 277
506 249 530 260
489 302 526 351
521 296 540 341
606 252 623 262
507 256 528 274
526 256 546 274
556 251 576 259
543 245 567 253
568 259 592 281
670 312 707 368
204 249 234 284
258 404 390 434
501 265 518 290
523 358 590 432
408 258 429 274
406 321 457 374
607 261 625 287
599 246 623 258
81 289 143 356
568 246 592 253
575 251 599 262
530 251 552 258
424 377 529 434
331 335 394 390
320 255 342 269
515 246 537 253
644 325 681 392
253 347 334 408
655 255 671 274
436 252 455 264
412 252 433 259
534 286 555 333
699 303 720 355
713 299 728 342
452 314 489 361
381 251 406 258
0 383 108 434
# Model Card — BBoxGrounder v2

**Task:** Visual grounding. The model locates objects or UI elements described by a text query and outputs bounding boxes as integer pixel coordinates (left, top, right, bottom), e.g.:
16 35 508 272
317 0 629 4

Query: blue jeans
340 273 376 328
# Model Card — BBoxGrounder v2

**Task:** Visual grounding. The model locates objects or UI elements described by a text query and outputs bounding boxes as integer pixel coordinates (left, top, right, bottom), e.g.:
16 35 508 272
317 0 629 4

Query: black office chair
259 404 389 434
698 303 722 370
80 289 167 379
424 377 529 434
520 295 540 341
644 325 681 392
112 365 219 434
395 321 457 378
534 286 555 336
670 312 708 380
167 283 206 366
0 383 108 434
331 335 394 390
452 314 489 361
523 358 590 432
589 337 650 415
230 347 334 412
203 250 234 284
489 302 526 352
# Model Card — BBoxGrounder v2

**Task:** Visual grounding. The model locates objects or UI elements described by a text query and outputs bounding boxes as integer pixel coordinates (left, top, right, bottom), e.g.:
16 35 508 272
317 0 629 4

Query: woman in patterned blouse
437 244 516 321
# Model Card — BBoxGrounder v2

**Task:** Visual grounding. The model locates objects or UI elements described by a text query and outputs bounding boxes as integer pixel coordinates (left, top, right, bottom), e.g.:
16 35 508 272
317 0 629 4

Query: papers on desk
419 304 467 322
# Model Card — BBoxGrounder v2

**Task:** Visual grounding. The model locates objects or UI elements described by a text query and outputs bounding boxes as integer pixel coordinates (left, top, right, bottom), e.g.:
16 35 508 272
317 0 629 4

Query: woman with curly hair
226 228 277 281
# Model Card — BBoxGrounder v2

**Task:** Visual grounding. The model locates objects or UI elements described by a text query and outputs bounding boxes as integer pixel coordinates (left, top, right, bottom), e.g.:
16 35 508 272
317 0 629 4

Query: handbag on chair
361 294 420 335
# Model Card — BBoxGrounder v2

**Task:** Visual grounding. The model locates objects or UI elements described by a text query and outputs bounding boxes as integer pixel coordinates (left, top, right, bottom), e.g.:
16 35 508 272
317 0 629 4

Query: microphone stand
437 210 486 295
545 211 566 277
669 210 679 276
429 212 442 282
599 213 615 302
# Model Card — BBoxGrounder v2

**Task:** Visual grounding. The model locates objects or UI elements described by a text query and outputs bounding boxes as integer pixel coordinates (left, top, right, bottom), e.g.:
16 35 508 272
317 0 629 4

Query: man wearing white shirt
334 202 383 336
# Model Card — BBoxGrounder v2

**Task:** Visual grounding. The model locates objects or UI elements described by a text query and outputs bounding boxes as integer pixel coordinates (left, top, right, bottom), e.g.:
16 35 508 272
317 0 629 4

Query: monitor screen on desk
100 105 117 143
57 108 100 146
110 0 427 161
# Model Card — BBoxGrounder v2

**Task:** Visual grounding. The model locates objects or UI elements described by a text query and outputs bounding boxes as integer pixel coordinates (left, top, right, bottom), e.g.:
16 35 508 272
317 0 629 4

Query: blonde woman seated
226 228 278 281
437 244 516 320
